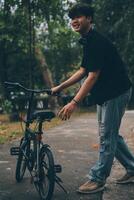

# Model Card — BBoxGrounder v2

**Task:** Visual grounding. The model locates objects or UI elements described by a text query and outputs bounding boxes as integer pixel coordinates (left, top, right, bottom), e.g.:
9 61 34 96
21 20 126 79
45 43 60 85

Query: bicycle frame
24 91 41 176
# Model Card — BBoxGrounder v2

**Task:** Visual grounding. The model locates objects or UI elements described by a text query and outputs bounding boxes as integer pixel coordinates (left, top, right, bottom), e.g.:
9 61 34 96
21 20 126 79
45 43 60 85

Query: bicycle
5 81 67 200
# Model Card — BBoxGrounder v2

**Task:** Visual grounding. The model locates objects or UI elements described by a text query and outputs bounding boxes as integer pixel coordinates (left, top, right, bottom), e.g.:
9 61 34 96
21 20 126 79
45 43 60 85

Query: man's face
71 15 92 34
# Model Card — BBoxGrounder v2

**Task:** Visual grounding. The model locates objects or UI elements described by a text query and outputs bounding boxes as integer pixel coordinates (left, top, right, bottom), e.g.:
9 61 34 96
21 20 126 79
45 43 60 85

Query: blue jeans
89 88 134 184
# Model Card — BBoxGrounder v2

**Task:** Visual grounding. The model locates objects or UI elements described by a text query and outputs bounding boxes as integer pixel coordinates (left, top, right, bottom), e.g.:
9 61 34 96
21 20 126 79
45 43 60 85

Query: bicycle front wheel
15 138 27 182
38 147 55 200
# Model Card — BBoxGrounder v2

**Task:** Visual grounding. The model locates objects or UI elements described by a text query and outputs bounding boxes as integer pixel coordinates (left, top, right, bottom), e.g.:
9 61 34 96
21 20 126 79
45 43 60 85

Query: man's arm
72 70 100 103
52 67 86 93
58 70 100 120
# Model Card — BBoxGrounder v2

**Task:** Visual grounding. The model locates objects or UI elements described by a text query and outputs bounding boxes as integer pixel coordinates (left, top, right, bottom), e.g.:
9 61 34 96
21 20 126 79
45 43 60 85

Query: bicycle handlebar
4 81 54 95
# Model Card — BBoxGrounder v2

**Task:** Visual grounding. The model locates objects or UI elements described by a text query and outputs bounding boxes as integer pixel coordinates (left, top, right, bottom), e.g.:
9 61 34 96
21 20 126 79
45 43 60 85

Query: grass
0 108 96 144
0 114 63 144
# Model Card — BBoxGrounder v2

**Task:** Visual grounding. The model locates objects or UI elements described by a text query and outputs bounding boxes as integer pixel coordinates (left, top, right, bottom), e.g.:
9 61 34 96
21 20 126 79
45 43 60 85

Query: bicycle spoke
34 147 55 200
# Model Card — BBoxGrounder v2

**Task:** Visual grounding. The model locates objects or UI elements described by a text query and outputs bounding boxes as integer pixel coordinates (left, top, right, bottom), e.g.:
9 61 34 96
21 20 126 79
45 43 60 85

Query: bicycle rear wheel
38 147 55 200
15 138 27 182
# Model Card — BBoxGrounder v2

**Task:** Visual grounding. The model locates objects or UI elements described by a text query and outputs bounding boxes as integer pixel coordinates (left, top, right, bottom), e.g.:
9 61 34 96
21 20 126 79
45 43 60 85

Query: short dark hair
68 3 94 20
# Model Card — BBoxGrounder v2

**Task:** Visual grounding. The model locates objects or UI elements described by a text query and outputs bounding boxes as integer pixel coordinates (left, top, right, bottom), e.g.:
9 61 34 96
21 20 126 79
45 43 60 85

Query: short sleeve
81 42 105 72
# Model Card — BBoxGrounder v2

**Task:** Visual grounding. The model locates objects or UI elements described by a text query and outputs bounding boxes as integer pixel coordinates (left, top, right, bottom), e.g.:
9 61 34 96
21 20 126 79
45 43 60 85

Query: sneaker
116 173 134 184
77 180 105 194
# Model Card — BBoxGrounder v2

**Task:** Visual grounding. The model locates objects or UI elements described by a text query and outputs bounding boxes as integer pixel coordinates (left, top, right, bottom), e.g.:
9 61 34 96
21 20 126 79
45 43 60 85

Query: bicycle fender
41 144 50 149
39 144 51 156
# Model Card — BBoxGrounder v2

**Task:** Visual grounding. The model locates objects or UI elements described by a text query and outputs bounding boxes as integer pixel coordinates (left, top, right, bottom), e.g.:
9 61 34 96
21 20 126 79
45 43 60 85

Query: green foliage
0 0 81 90
2 99 13 114
0 136 7 144
0 0 134 101
92 0 134 82
43 26 81 84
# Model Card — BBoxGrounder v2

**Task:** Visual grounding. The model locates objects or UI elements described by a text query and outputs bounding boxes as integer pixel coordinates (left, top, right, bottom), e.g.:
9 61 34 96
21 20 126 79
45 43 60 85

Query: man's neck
80 25 92 37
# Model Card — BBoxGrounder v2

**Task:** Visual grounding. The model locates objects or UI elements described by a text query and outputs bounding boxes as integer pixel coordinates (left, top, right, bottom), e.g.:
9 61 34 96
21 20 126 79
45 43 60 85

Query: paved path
0 111 134 200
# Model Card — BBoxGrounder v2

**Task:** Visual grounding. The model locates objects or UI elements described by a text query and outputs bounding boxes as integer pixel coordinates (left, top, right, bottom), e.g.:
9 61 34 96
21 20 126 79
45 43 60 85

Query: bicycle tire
38 147 55 200
15 138 27 182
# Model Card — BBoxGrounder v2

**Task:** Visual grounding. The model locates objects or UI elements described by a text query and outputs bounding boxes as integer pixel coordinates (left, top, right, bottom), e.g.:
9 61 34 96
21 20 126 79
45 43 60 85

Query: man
52 3 134 194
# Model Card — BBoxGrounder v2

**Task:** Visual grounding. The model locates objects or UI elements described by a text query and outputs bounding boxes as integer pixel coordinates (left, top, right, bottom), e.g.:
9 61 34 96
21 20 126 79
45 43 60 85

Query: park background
0 0 134 120
0 2 134 200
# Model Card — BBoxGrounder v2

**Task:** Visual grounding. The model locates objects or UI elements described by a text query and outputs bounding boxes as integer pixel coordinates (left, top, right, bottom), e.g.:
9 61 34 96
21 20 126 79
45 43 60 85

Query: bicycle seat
31 110 55 121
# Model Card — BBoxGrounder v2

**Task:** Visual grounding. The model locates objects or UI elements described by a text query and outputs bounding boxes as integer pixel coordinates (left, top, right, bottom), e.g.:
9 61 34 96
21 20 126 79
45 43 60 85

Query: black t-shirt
80 29 132 105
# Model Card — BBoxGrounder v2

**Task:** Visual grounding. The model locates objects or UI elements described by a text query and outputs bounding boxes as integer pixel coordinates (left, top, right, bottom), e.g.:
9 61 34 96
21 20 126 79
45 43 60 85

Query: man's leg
116 135 134 174
78 88 132 193
115 135 134 183
89 89 132 183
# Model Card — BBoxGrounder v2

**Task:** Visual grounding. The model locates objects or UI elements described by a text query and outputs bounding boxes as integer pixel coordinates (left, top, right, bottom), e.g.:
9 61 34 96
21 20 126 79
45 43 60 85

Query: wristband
72 99 79 105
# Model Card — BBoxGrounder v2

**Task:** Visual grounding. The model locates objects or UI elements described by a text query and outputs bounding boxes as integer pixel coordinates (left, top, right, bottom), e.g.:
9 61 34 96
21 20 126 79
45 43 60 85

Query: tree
0 0 133 106
0 0 81 91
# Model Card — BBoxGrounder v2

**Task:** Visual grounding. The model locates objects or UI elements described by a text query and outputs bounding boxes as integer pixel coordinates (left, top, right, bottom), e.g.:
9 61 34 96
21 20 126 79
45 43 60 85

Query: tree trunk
35 47 54 88
35 47 57 108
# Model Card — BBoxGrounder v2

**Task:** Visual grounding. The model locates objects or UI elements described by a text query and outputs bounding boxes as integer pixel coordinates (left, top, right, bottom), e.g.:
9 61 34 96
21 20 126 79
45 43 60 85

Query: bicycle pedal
10 147 20 156
54 164 62 173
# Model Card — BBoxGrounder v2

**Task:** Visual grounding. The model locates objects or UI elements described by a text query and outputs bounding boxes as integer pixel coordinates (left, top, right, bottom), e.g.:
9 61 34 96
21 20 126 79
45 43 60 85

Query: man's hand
58 101 77 120
51 85 62 94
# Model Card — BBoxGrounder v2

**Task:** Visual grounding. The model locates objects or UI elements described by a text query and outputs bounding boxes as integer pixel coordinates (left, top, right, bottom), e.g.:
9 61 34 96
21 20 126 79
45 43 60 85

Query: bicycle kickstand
55 175 68 194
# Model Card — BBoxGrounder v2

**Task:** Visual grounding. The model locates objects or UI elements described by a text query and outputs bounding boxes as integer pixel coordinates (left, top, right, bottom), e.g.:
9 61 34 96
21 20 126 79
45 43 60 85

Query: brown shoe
116 173 134 184
77 181 104 194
